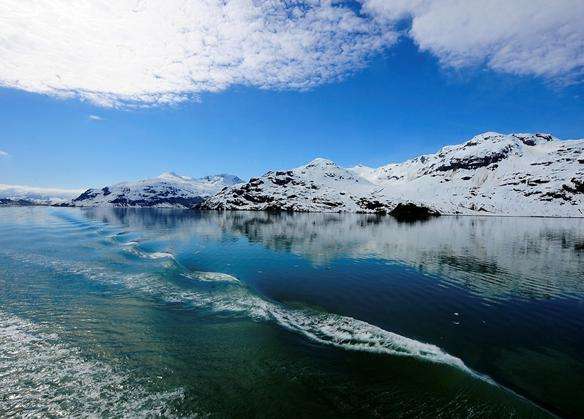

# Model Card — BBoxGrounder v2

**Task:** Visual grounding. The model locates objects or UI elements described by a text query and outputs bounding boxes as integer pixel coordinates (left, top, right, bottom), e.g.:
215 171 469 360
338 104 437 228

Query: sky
0 0 583 189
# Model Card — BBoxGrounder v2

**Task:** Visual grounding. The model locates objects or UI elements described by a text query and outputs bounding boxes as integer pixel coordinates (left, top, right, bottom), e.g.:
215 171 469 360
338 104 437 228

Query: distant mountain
0 184 84 206
202 133 584 217
72 172 243 208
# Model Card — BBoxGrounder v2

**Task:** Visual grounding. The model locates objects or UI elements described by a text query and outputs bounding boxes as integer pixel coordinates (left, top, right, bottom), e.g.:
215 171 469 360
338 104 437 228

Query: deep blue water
1 207 583 417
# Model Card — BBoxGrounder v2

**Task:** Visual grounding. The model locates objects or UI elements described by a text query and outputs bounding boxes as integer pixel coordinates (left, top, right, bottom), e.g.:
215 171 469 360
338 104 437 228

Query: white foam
147 252 175 260
0 310 183 417
122 241 139 246
183 271 240 284
270 308 472 371
122 246 175 261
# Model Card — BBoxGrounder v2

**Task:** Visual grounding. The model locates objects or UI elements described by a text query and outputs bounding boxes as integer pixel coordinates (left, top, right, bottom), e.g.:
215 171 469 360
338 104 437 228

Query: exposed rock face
73 172 242 208
203 133 584 217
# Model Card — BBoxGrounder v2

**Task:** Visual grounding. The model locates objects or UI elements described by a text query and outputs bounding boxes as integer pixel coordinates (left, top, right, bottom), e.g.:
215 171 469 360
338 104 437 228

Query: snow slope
73 172 242 208
203 133 584 217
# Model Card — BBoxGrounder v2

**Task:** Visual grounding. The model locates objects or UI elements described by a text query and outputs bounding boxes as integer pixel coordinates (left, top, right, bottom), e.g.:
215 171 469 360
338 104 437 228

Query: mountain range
202 132 584 217
2 132 582 217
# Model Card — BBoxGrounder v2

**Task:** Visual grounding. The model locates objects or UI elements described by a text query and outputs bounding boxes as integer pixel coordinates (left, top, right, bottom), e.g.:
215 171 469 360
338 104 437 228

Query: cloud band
0 0 581 107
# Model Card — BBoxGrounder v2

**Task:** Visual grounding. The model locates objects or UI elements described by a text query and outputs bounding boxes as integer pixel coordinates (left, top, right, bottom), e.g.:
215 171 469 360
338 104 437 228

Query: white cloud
89 115 104 121
0 150 8 157
364 0 584 79
0 1 581 108
0 1 395 107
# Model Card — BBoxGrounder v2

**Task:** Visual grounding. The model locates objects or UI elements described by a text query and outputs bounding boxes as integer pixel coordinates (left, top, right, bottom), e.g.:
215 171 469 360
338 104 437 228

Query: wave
121 245 176 261
183 271 241 284
0 310 183 417
0 246 486 382
147 251 175 260
125 241 140 246
178 279 484 379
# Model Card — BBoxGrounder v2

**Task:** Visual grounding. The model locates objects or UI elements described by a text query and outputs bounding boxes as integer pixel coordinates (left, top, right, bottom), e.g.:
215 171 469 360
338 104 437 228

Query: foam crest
148 251 175 260
0 311 183 417
269 308 473 371
122 241 139 246
183 271 241 284
122 245 176 261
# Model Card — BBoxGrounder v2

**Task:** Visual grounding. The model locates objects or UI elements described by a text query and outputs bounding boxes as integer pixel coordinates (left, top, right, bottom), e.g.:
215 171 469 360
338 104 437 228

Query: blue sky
0 1 583 189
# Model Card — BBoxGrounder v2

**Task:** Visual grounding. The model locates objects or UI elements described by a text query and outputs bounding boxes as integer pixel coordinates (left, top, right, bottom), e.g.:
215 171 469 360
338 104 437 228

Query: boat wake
182 275 484 379
0 310 183 417
1 243 486 382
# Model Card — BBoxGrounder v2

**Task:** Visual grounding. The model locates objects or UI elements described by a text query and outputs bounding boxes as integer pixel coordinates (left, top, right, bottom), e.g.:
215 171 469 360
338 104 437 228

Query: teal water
1 207 583 418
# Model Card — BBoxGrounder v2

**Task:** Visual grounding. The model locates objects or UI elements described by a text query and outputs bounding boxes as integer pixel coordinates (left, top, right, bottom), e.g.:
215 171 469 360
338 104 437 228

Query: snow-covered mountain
202 133 584 217
0 184 84 206
72 172 242 208
351 132 583 217
200 158 400 213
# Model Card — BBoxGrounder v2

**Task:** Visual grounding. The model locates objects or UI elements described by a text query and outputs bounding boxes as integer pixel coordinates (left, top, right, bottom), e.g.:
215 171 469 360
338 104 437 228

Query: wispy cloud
0 1 395 108
0 1 581 108
0 150 8 157
364 0 584 80
89 115 104 121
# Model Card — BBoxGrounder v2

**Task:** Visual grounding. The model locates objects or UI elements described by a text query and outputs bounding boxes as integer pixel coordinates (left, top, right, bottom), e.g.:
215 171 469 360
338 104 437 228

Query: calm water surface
0 207 583 418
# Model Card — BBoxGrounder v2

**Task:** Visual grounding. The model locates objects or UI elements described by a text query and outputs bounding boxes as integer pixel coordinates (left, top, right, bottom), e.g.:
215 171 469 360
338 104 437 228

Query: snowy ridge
73 172 242 208
203 133 584 217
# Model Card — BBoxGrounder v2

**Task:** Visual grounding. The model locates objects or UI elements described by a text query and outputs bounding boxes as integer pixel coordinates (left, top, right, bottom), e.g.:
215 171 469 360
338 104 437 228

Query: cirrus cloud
0 150 8 157
0 1 582 108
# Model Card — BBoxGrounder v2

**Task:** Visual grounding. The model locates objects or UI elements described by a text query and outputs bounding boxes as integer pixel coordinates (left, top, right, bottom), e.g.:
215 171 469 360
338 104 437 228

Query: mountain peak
305 157 336 168
157 172 194 181
468 132 504 142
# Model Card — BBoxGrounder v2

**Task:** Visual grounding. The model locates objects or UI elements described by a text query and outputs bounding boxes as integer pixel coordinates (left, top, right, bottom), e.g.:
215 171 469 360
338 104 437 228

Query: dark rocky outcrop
389 203 440 221
434 145 513 172
108 196 205 207
356 198 391 214
73 189 99 202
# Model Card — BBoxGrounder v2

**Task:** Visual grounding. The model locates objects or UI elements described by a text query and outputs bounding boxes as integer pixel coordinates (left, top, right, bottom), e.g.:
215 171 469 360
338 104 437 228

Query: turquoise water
1 208 583 418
